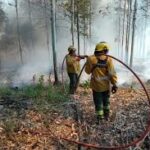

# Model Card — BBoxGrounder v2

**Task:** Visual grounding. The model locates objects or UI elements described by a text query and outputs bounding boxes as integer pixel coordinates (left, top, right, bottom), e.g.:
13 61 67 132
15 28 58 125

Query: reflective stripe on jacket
85 55 117 92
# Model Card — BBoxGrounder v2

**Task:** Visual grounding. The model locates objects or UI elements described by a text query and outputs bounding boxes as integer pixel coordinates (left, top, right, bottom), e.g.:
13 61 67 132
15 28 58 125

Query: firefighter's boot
104 112 109 121
96 115 103 125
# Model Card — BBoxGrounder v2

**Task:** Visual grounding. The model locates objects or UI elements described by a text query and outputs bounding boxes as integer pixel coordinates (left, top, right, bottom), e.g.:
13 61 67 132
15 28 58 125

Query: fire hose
61 54 150 149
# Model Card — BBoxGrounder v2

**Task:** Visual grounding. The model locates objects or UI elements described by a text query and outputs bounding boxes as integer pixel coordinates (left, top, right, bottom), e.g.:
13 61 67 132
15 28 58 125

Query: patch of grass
22 74 46 98
39 75 44 86
80 80 90 89
0 87 14 97
21 84 69 113
23 84 45 98
22 84 69 102
0 83 70 115
47 84 69 102
0 84 69 100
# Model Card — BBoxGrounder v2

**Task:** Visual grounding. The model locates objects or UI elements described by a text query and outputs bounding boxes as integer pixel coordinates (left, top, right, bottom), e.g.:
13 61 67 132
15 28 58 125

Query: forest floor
0 83 150 150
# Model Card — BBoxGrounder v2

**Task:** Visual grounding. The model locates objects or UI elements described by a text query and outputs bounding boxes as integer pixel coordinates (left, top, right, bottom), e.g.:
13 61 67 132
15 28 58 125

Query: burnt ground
0 85 150 150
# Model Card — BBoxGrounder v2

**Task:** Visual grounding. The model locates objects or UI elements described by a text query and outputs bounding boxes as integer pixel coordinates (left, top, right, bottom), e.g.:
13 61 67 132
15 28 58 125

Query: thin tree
44 0 51 62
27 0 34 51
125 0 132 64
76 0 80 55
130 0 137 67
50 0 59 84
88 0 92 50
121 0 127 60
141 0 149 58
0 5 6 71
117 0 122 58
61 0 92 54
83 17 86 55
71 0 75 46
15 0 23 64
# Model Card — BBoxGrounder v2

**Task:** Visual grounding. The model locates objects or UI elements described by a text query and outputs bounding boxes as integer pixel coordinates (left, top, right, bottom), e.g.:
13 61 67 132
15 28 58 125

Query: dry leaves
0 86 150 149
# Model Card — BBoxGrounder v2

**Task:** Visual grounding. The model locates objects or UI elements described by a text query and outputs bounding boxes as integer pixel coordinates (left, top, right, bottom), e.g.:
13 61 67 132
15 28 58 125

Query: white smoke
0 0 150 87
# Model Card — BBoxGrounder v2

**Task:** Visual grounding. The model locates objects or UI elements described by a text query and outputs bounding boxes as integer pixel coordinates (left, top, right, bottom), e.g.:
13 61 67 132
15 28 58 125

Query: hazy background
0 0 150 86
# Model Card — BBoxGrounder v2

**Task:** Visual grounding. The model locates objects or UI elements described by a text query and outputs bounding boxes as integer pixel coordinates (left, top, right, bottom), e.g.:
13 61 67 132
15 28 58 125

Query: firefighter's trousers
92 90 110 118
68 73 78 94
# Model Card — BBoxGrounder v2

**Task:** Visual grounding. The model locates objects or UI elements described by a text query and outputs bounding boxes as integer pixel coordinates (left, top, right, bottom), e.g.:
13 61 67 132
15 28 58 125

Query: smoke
12 50 51 87
0 0 150 87
86 0 150 87
0 0 50 85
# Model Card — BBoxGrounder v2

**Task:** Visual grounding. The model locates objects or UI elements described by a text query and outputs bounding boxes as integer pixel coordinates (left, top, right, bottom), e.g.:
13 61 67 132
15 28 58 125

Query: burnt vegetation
0 0 150 149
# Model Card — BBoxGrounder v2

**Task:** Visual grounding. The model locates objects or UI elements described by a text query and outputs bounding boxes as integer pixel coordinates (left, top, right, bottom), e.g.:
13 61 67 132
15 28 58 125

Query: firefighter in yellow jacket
66 46 86 94
85 42 118 123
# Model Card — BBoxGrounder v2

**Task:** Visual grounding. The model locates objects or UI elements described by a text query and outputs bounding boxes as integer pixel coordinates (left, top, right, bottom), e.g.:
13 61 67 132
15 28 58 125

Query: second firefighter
66 46 87 94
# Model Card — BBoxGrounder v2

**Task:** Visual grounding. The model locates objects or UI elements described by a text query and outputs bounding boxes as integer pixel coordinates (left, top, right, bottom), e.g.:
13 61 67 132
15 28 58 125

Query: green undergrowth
0 83 70 112
0 84 70 136
80 80 90 89
0 87 15 97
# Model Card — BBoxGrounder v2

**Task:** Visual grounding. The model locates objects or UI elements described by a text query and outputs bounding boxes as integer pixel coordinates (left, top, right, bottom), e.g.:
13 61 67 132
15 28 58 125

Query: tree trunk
117 0 122 58
125 0 132 64
15 0 23 64
27 0 34 51
130 0 137 67
50 0 59 84
0 54 1 71
142 0 149 58
121 0 127 61
44 0 51 62
89 0 92 50
71 0 75 46
83 17 86 55
76 1 80 55
139 21 144 57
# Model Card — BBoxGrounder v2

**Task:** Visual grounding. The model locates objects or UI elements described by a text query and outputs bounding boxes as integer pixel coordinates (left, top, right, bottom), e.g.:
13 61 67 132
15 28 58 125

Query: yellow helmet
68 46 76 52
95 42 110 52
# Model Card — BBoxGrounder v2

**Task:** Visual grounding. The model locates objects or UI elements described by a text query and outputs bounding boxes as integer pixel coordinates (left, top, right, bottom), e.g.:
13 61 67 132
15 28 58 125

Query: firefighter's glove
84 55 88 58
111 85 118 94
79 55 88 59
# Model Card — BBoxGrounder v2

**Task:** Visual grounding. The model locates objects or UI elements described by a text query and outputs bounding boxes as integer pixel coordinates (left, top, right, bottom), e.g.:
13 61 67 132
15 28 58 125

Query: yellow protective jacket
66 54 80 74
85 55 117 92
